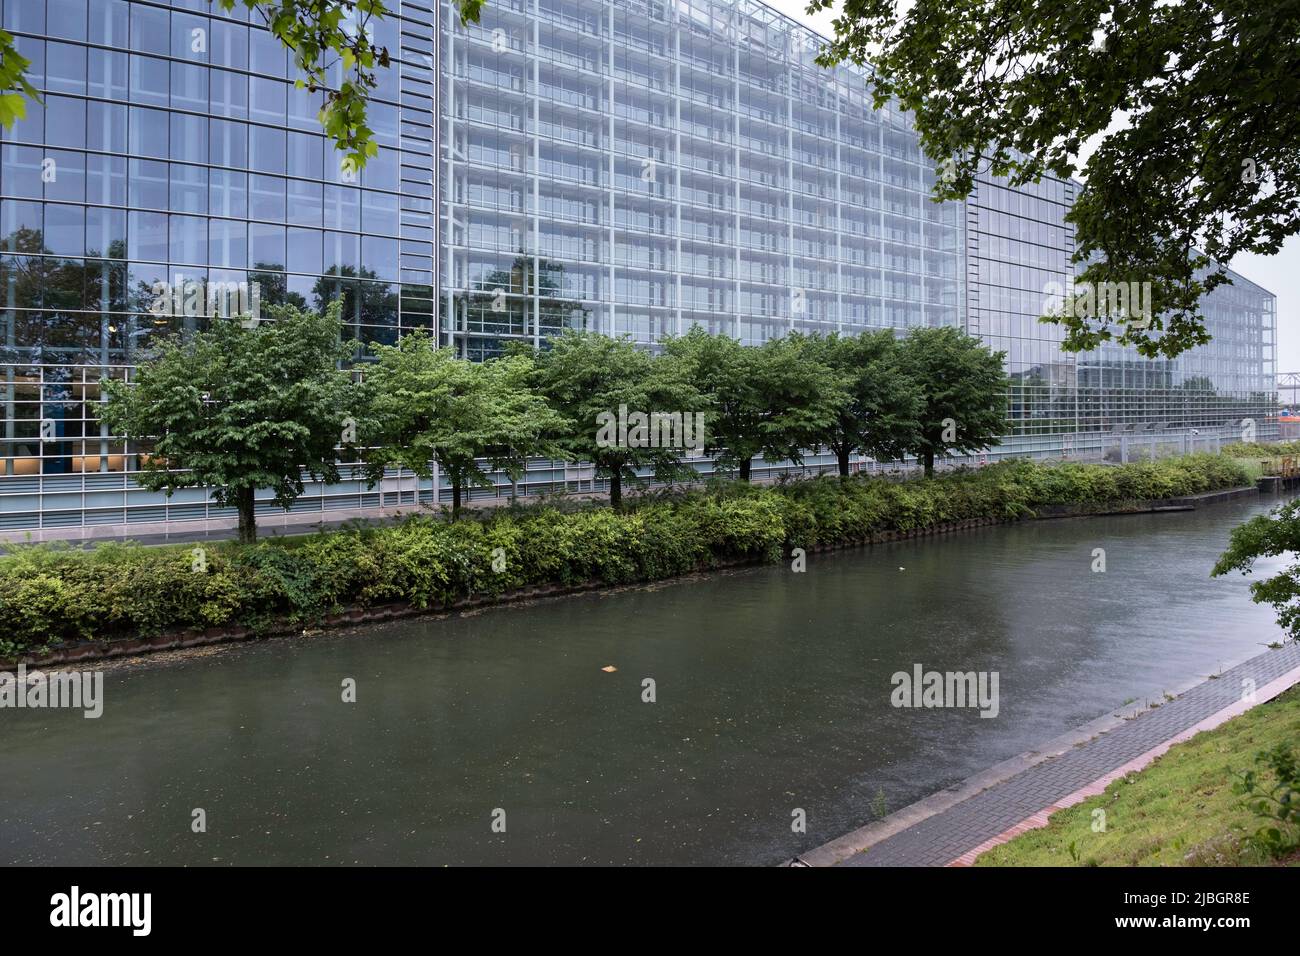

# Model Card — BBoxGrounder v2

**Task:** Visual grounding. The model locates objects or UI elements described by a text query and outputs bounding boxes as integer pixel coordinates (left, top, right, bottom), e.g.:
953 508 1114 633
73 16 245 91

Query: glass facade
0 0 1278 535
968 169 1277 457
439 0 964 360
0 0 437 530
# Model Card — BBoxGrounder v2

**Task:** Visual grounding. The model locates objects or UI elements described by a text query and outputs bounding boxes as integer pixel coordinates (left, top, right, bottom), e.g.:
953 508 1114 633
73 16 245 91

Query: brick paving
839 641 1300 866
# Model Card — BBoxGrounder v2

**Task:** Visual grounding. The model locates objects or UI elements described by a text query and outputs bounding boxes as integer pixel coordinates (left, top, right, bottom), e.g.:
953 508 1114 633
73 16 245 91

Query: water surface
1 495 1291 865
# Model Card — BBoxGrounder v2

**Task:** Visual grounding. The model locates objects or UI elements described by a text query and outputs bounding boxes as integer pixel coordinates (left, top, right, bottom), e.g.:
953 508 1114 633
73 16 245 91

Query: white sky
765 0 1300 373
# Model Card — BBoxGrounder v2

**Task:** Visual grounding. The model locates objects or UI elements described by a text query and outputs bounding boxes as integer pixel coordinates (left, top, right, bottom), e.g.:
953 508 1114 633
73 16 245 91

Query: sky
764 0 1300 373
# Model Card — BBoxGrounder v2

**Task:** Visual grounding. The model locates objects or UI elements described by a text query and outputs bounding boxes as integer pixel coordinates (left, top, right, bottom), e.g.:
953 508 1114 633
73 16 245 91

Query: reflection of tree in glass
248 263 307 311
1006 366 1078 436
0 228 132 364
311 265 398 343
453 253 578 348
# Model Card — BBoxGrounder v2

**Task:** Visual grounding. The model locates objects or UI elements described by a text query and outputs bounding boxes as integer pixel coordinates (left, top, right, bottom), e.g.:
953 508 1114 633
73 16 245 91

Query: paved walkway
801 640 1300 867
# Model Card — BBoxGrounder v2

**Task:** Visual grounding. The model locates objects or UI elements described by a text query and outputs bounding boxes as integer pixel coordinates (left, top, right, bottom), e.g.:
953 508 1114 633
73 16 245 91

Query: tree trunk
738 458 751 483
923 449 935 478
451 479 463 521
236 486 257 544
609 468 622 510
837 447 851 477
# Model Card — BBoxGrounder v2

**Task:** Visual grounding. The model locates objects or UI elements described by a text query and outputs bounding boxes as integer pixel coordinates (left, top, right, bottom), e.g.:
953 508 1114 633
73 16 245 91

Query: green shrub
0 574 88 652
0 452 1252 656
229 545 325 627
1234 743 1300 859
295 529 376 611
633 503 709 578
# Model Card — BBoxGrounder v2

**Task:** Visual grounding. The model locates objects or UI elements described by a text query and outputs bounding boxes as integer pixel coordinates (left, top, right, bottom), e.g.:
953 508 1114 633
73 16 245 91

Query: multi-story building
0 0 438 533
964 170 1277 458
0 0 1277 537
440 0 963 359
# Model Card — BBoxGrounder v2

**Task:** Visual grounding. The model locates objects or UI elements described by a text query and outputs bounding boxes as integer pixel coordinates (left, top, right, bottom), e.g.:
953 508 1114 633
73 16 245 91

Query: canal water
1 495 1293 866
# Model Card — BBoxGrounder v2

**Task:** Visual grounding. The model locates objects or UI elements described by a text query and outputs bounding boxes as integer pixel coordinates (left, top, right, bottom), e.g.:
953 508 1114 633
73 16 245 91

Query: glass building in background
0 0 1277 536
440 0 963 360
966 170 1277 457
0 0 437 531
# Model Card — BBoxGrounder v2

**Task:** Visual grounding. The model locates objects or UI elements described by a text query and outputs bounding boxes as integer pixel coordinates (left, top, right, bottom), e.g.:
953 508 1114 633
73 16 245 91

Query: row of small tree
102 303 1009 542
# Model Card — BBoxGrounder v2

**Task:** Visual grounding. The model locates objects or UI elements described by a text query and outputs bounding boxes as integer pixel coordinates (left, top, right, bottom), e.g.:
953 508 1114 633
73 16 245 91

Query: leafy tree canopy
895 326 1008 476
358 331 566 517
805 329 922 476
529 331 703 508
660 328 762 479
1214 499 1300 640
99 302 357 542
663 329 847 480
746 332 847 473
811 0 1300 358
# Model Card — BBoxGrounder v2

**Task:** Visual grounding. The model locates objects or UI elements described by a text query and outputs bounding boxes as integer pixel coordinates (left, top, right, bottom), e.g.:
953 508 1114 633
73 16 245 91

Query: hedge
0 453 1251 657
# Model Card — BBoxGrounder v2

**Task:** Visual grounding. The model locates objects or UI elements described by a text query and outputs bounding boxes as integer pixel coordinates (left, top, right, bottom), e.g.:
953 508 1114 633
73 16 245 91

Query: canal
1 495 1292 866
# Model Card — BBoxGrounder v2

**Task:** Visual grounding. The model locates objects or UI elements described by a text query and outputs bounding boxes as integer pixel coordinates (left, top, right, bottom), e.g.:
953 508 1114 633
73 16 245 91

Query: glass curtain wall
0 0 436 528
0 0 1276 533
438 0 963 360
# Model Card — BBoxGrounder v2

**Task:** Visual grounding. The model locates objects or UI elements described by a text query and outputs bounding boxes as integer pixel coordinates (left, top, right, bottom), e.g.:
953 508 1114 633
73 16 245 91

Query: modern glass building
0 0 1277 537
0 0 438 533
440 0 963 360
966 169 1277 458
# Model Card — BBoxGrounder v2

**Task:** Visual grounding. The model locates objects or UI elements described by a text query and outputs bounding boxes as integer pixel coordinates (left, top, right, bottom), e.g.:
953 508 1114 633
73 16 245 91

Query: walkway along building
0 0 1277 537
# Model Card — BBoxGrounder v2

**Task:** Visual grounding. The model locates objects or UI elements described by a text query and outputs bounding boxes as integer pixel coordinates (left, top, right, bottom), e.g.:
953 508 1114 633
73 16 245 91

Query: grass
1231 458 1266 483
975 684 1300 867
1223 441 1300 481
